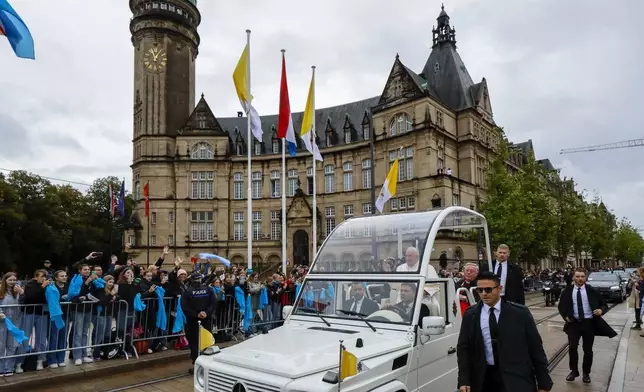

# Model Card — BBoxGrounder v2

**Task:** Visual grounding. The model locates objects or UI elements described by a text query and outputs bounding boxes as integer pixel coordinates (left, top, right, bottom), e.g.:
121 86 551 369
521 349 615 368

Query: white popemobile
194 207 493 392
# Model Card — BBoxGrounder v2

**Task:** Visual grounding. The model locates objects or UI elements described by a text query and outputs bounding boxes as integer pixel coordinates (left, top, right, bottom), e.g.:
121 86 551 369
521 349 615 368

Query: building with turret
126 1 550 269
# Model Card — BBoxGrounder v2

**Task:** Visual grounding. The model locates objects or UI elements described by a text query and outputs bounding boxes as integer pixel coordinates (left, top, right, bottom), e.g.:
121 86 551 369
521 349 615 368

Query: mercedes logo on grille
232 382 247 392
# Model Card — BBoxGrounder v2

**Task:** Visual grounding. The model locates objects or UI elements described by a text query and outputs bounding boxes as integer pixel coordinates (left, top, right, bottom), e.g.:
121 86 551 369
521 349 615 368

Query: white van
194 207 492 392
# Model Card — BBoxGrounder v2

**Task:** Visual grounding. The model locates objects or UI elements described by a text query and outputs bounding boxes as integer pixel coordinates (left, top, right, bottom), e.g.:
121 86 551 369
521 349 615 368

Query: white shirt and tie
494 261 508 296
572 285 593 320
396 262 439 278
350 297 365 314
480 300 502 365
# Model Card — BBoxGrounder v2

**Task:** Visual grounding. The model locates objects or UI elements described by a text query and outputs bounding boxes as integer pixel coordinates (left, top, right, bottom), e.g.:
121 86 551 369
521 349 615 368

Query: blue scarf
234 286 252 332
303 288 314 308
67 274 83 299
327 282 335 302
92 278 106 289
45 284 64 330
155 286 167 330
172 296 186 334
4 316 27 344
258 287 268 310
212 286 225 301
295 282 301 298
133 293 146 312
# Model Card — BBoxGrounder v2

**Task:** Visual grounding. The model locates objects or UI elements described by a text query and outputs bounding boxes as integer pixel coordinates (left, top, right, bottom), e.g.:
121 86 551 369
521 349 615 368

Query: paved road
32 293 631 392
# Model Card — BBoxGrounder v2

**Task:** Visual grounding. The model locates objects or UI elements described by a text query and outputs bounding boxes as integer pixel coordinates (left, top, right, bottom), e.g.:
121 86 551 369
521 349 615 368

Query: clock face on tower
143 47 167 73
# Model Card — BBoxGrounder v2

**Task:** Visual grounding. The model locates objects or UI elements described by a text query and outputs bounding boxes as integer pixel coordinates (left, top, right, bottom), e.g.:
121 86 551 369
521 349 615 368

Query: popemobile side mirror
421 316 446 336
282 305 293 319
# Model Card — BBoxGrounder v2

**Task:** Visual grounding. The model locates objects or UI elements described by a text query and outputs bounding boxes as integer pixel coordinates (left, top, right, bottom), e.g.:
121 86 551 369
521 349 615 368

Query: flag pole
337 340 344 392
246 29 253 271
146 180 150 266
311 66 317 261
280 50 288 275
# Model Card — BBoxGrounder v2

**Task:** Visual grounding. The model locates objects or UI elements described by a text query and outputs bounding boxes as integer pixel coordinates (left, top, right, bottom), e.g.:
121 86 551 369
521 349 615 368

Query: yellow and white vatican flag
300 68 323 162
375 154 400 213
232 32 263 142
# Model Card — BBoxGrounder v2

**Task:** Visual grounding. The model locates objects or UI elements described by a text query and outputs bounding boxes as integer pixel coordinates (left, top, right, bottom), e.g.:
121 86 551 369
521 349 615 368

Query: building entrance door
293 230 309 266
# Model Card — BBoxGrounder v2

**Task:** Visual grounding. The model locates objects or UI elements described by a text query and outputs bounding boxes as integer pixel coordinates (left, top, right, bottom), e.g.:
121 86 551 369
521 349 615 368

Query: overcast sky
1 0 643 228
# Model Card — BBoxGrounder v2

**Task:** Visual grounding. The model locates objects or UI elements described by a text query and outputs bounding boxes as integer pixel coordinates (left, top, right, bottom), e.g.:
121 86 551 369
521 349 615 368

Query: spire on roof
432 4 456 47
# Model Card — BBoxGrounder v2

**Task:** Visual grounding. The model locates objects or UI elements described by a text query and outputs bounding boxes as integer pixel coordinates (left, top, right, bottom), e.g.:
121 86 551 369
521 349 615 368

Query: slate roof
217 96 381 152
538 159 555 171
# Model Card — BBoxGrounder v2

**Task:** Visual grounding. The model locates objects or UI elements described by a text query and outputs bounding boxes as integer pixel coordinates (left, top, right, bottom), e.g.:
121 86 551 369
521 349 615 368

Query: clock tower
129 0 200 259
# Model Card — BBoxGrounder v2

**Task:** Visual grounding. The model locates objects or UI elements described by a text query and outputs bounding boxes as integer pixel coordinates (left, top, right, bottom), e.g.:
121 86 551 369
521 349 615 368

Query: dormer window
272 139 279 154
191 142 214 159
197 114 207 128
236 143 243 156
254 141 261 156
326 133 332 147
344 129 351 144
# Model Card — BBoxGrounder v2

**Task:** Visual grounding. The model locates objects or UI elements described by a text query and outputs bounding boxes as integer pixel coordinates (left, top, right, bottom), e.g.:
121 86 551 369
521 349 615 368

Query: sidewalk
621 318 644 392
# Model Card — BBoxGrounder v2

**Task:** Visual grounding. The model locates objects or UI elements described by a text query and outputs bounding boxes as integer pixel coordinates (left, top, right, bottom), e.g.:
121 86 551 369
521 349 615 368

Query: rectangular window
191 171 215 199
362 203 372 215
343 162 353 191
270 170 280 198
233 212 244 240
168 235 174 246
252 172 262 199
168 211 174 225
362 159 371 189
151 235 157 245
151 212 157 225
438 147 445 170
476 157 485 186
190 211 214 242
452 194 460 206
270 211 281 240
233 172 243 199
324 165 335 193
288 169 298 197
254 143 261 156
307 167 314 195
272 140 279 154
436 110 444 127
325 207 336 237
344 205 354 238
252 211 262 241
128 235 135 246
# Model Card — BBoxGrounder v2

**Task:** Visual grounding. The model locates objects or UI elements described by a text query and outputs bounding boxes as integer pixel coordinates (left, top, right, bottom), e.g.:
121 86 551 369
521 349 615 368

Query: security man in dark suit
342 282 380 316
558 267 617 384
491 244 525 305
457 271 552 392
182 272 217 373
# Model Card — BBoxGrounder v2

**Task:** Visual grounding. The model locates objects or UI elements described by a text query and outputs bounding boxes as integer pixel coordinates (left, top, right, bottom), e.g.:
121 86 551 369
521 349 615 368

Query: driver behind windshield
343 282 379 316
383 282 417 319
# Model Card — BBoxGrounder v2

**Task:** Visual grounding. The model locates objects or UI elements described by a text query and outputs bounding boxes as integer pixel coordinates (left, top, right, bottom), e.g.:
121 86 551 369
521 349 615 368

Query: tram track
103 373 190 392
545 302 618 372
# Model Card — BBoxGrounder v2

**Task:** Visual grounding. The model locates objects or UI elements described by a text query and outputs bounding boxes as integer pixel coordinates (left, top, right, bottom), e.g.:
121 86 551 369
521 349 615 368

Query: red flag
109 184 115 218
143 183 149 217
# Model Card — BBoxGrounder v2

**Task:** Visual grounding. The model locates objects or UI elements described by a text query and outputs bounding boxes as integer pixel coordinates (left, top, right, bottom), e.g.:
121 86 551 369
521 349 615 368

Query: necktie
576 288 584 321
495 263 502 279
489 307 499 365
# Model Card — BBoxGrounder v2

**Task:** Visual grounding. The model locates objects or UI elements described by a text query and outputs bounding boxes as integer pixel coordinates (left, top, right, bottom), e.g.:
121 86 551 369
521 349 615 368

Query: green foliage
0 171 132 274
480 140 639 265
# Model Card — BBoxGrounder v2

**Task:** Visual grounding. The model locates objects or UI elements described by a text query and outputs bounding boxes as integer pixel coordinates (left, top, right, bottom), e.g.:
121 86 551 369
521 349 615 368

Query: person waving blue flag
0 0 34 59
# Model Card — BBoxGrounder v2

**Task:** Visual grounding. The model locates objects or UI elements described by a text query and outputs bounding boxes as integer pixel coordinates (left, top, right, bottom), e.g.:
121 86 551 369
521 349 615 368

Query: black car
586 272 626 302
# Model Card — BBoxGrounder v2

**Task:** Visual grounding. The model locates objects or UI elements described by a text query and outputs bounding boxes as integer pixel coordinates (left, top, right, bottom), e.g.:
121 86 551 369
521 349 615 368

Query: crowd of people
0 245 311 376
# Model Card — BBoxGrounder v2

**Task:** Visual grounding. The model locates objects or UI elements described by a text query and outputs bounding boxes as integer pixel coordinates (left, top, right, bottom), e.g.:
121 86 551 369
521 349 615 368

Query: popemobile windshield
194 207 493 392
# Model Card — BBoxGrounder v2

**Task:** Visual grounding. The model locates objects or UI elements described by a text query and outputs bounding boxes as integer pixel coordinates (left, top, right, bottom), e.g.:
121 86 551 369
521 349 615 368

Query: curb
607 311 633 392
0 350 191 391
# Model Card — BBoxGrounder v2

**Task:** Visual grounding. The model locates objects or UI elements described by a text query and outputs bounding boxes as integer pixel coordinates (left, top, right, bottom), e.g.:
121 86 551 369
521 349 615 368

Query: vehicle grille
207 370 281 392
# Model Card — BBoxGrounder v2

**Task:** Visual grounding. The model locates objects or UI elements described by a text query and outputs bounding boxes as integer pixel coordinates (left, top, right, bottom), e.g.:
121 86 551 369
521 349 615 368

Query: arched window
191 142 214 159
134 181 141 200
389 113 412 136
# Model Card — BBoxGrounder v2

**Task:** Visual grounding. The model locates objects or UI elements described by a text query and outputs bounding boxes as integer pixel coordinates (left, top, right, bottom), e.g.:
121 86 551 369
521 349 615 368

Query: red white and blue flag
277 51 297 156
0 0 34 59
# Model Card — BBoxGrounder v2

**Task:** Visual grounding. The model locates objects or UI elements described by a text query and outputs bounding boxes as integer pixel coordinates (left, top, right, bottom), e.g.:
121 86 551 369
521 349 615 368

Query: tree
586 197 617 263
614 219 644 265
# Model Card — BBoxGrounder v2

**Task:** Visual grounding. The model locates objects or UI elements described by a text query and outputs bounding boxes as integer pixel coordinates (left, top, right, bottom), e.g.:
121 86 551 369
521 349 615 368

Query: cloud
1 0 642 228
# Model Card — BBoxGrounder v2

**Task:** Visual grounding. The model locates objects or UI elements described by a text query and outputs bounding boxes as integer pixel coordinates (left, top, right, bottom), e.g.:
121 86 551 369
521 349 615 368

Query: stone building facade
126 1 549 269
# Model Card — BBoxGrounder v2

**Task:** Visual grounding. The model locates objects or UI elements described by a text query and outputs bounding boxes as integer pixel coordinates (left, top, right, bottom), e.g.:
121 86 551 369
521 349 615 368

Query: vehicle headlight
610 286 620 290
196 365 205 388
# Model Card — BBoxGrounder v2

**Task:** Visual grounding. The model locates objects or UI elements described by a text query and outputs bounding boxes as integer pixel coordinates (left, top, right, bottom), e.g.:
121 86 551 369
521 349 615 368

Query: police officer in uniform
182 272 217 373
